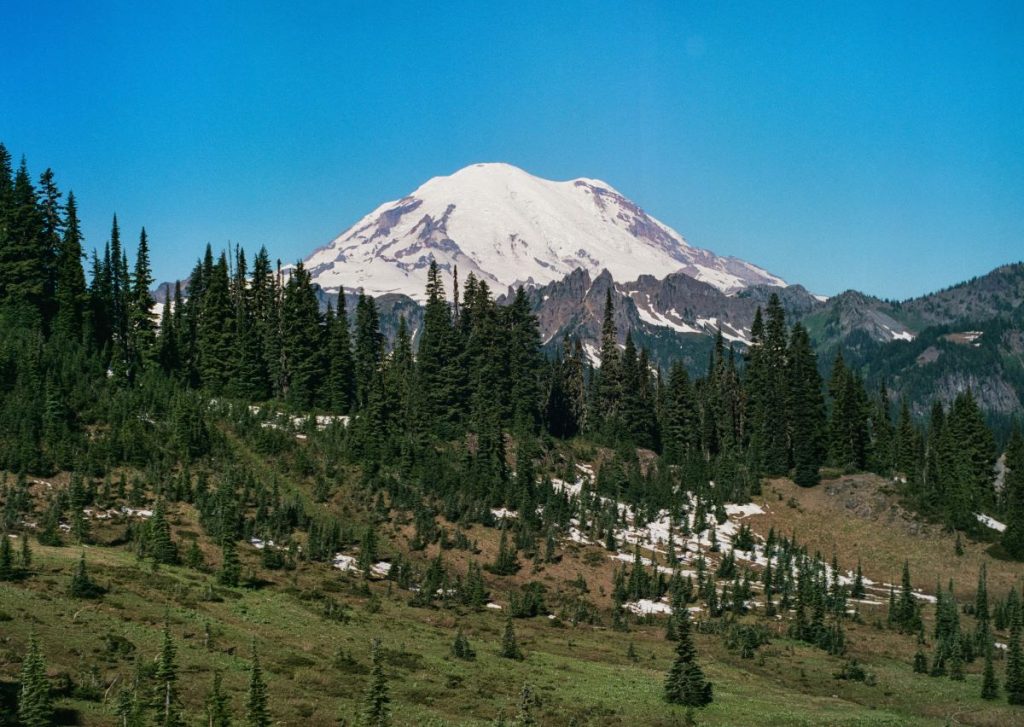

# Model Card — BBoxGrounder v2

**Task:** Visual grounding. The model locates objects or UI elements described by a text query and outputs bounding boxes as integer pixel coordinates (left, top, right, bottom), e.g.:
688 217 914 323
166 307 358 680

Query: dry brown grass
748 475 1024 604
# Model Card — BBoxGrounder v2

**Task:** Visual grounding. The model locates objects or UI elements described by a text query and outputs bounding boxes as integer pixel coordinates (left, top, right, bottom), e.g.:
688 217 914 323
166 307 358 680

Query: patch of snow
625 598 673 615
976 513 1006 532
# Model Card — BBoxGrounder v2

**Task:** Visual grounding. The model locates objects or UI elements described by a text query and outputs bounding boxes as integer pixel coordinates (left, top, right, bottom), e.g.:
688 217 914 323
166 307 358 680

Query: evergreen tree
53 190 87 340
206 671 233 727
246 647 270 727
501 617 523 660
788 324 826 487
148 500 178 565
18 632 52 727
154 619 182 727
663 608 713 707
279 261 325 407
452 628 476 660
981 645 999 700
128 227 156 368
1007 599 1024 705
1003 425 1024 560
362 640 391 727
0 533 13 580
219 537 241 587
69 551 102 598
327 296 356 413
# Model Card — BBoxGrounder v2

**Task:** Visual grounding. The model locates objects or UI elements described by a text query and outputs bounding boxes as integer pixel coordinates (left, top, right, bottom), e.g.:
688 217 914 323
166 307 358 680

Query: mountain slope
304 163 784 300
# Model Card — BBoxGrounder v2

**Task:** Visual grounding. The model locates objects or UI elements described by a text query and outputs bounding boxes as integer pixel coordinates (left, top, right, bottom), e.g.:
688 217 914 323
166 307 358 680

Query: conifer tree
219 537 241 587
129 227 156 367
0 533 14 580
362 640 391 727
327 296 356 413
1003 425 1024 560
18 632 52 727
501 617 523 660
1007 598 1024 705
148 500 178 565
280 261 325 407
53 190 87 340
595 287 622 426
69 551 101 598
663 607 713 707
788 324 826 487
155 619 182 727
981 645 999 700
246 647 270 727
206 671 233 727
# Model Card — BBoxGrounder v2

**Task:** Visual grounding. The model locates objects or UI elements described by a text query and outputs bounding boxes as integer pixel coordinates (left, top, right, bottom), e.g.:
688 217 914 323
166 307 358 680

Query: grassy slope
3 456 1024 724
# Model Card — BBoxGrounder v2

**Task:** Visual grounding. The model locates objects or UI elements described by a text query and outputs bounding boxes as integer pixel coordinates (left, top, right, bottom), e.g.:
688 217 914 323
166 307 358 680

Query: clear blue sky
2 1 1021 299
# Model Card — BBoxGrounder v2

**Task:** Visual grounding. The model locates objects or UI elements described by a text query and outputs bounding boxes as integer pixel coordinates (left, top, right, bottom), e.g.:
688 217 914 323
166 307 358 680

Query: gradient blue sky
2 1 1021 299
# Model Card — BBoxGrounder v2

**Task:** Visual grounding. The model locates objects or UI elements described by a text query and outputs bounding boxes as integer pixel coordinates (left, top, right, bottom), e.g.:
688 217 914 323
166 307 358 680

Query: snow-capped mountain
304 163 784 300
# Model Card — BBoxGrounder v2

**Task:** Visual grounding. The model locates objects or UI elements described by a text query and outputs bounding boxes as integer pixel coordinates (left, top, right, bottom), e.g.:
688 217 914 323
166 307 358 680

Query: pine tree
501 617 523 660
20 533 32 570
327 296 356 413
0 533 13 580
219 537 241 587
362 640 391 727
788 324 826 487
129 227 156 367
452 628 476 660
155 618 182 727
1003 425 1024 560
18 632 52 727
69 551 101 598
148 500 178 565
663 608 713 707
279 261 325 407
246 647 270 727
595 287 622 428
53 190 87 340
206 671 233 727
1007 599 1024 705
981 645 999 700
513 684 538 727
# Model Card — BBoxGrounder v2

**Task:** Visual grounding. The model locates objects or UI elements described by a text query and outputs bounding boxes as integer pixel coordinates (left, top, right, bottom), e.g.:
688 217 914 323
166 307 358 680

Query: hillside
3 433 1024 726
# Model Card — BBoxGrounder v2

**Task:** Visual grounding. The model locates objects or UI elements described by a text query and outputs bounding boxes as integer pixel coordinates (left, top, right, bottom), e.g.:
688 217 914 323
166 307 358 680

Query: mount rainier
303 162 785 300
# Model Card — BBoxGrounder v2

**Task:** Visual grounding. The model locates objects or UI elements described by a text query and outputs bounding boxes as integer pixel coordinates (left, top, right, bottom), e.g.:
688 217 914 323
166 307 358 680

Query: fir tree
1007 599 1024 705
246 647 270 727
0 533 13 580
452 628 476 660
501 617 523 660
362 640 391 727
68 551 102 598
981 645 999 700
1003 425 1024 560
219 537 241 587
53 190 87 340
206 671 233 727
148 500 178 565
155 618 182 727
663 608 713 707
18 632 52 727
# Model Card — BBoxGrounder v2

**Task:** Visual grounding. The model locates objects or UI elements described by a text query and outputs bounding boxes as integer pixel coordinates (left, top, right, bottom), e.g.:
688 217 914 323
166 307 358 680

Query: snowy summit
303 163 784 300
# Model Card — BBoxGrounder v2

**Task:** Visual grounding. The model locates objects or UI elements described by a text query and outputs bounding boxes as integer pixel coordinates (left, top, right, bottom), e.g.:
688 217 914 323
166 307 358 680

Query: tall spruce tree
1003 425 1024 560
18 632 52 727
663 607 713 707
362 640 391 727
788 323 826 487
246 647 270 727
